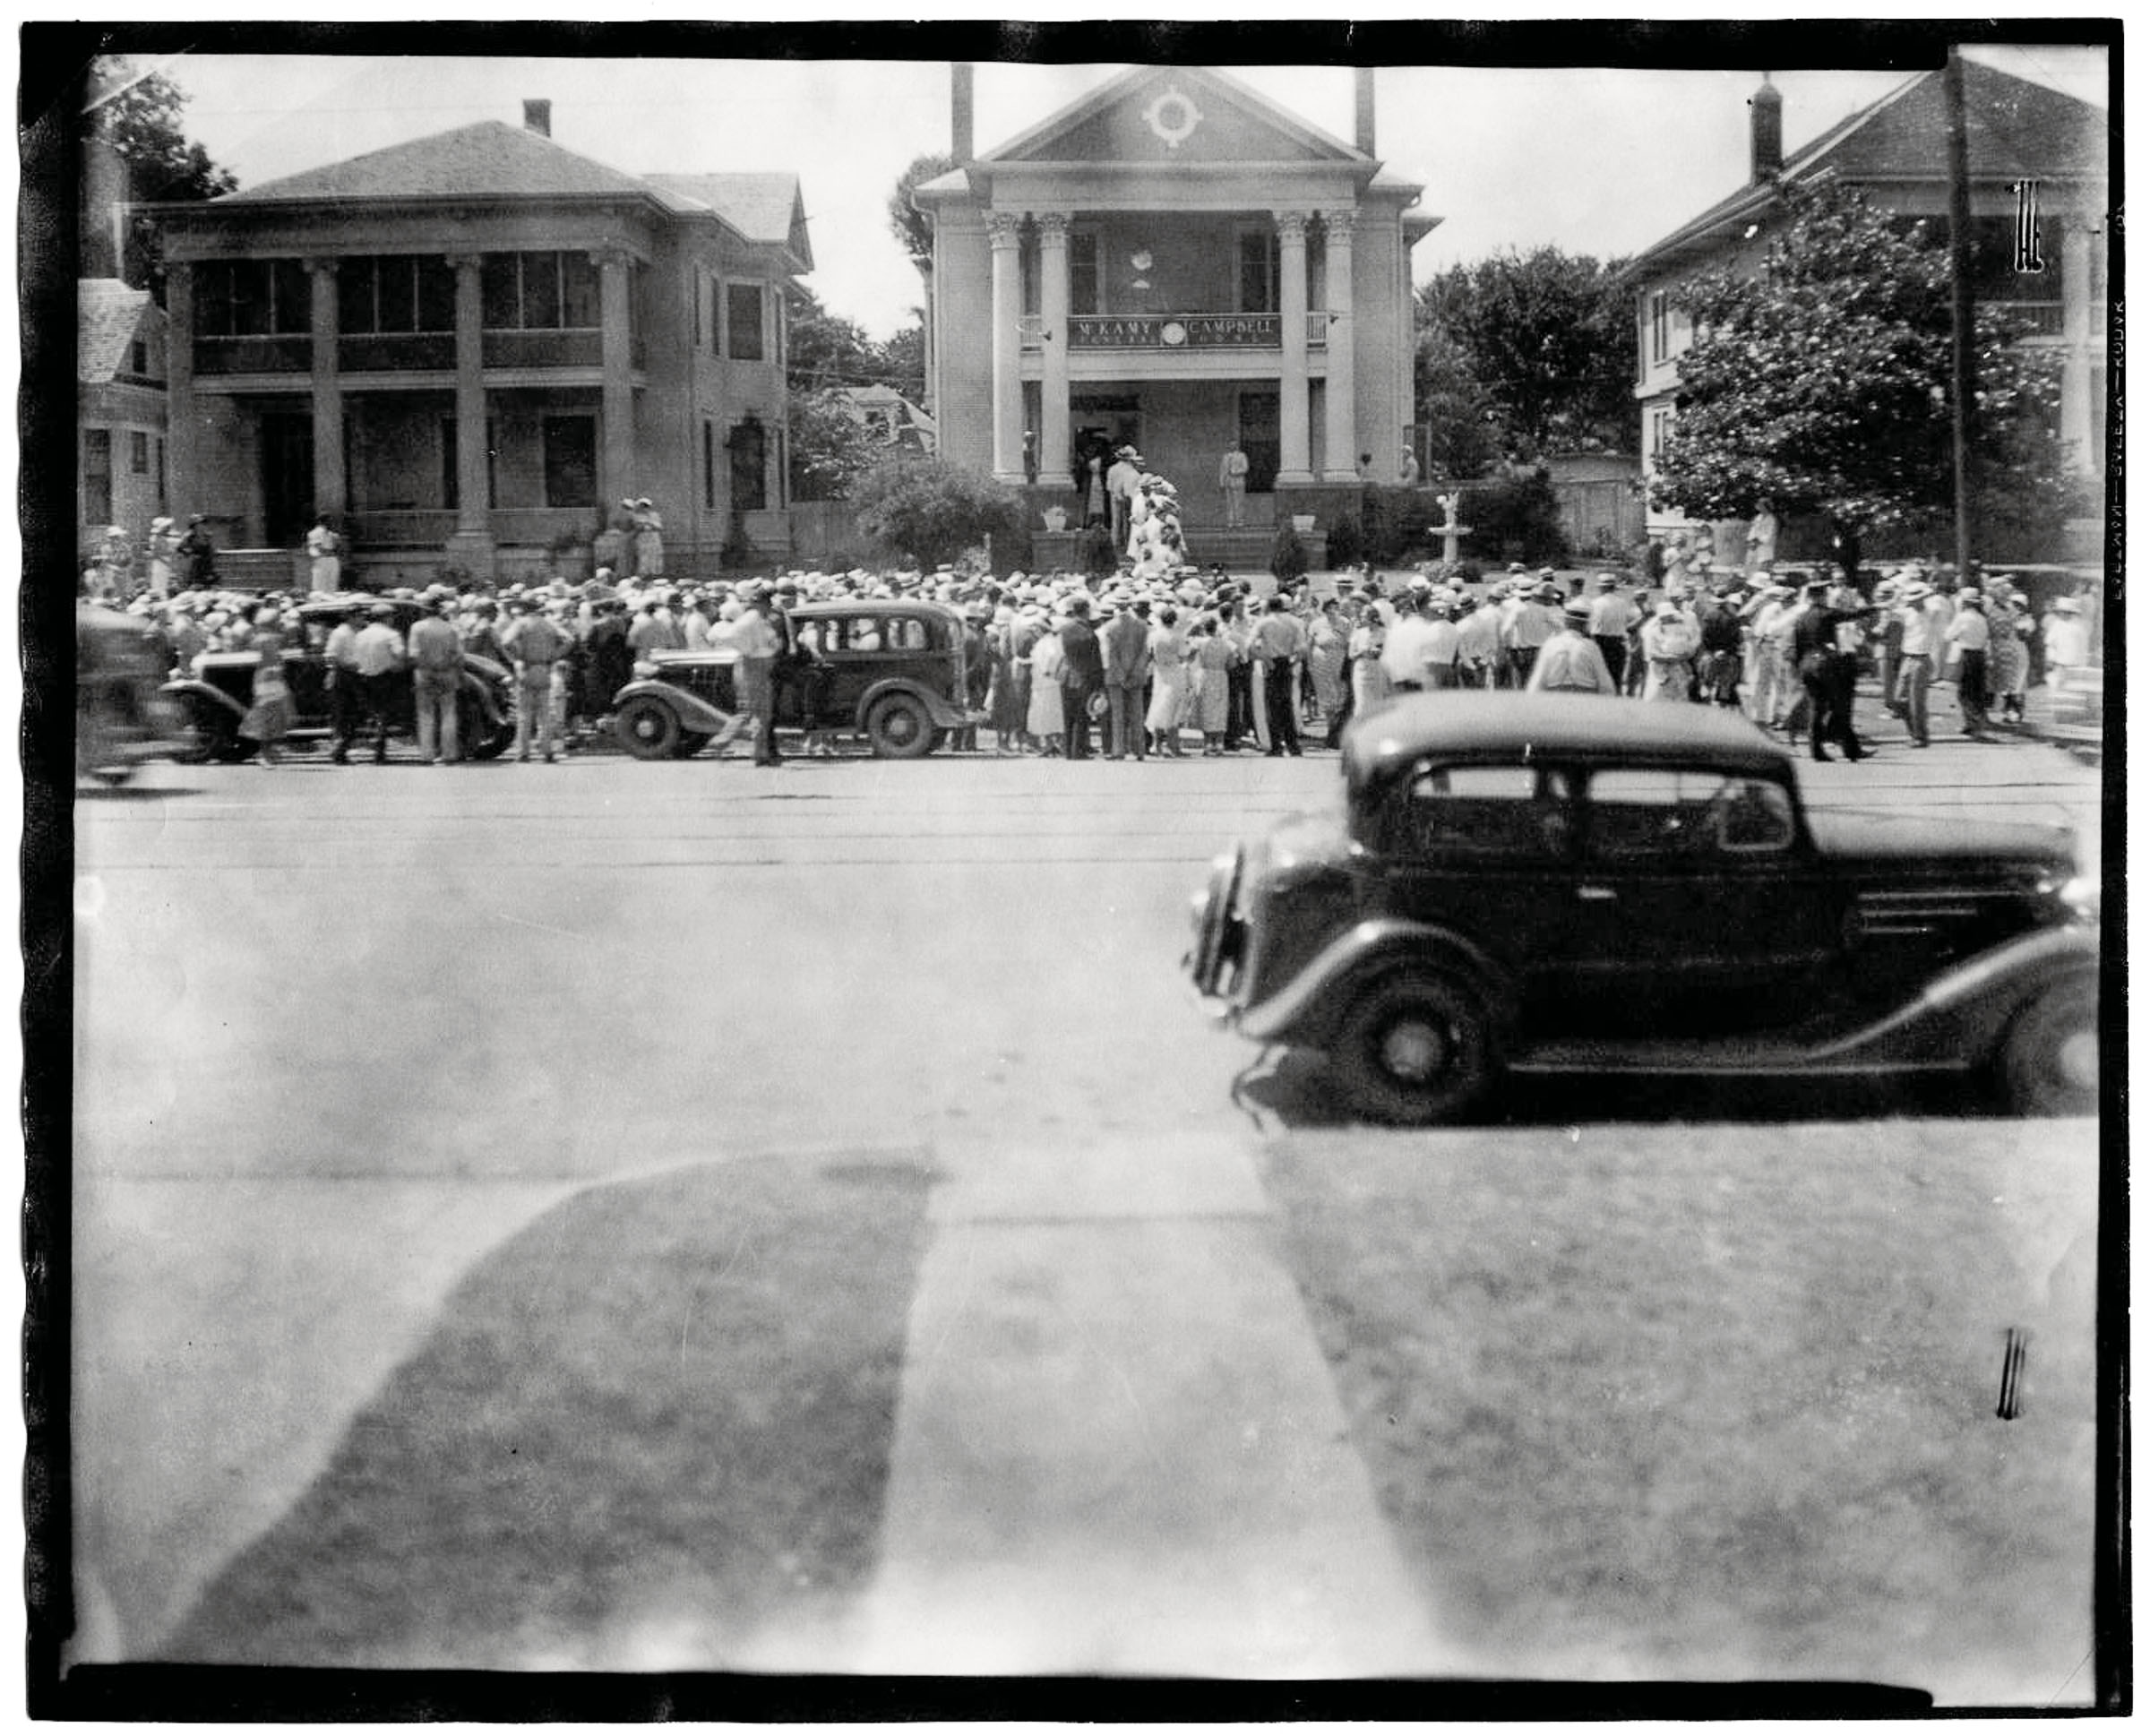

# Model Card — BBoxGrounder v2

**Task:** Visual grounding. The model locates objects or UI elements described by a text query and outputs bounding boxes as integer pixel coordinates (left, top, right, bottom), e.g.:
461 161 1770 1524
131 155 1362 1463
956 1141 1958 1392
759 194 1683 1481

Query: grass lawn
161 1153 936 1671
1259 1119 2100 1705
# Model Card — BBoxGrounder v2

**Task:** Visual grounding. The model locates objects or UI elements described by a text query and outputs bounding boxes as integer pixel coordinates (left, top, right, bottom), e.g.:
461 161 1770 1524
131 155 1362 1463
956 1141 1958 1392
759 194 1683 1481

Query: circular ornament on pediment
1144 86 1204 150
1159 320 1188 347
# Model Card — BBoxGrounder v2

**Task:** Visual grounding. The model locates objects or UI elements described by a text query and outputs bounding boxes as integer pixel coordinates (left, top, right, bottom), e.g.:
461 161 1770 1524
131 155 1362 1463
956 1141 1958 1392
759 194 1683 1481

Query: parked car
159 594 517 761
78 603 189 784
1187 693 2099 1121
609 598 985 760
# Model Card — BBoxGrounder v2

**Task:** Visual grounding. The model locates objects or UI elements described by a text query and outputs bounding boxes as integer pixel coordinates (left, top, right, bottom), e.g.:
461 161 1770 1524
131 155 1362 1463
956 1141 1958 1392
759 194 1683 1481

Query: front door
261 412 314 548
1238 390 1280 497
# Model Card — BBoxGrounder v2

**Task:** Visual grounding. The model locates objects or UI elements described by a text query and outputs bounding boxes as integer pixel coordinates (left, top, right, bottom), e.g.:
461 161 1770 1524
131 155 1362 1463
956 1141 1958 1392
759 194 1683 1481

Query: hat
370 603 395 618
1563 598 1593 623
188 514 206 525
151 516 173 531
1596 573 1620 589
1538 567 1558 580
1536 581 1561 602
2054 597 2082 614
1898 581 1931 602
1957 589 1984 606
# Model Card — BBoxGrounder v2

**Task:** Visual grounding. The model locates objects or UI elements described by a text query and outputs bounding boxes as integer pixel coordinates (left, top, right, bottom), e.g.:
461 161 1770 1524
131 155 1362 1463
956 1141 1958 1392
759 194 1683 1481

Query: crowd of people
91 533 2095 769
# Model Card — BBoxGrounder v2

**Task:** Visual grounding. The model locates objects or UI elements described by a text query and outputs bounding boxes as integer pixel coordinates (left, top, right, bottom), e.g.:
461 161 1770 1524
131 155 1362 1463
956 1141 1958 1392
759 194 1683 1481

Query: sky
134 42 2111 341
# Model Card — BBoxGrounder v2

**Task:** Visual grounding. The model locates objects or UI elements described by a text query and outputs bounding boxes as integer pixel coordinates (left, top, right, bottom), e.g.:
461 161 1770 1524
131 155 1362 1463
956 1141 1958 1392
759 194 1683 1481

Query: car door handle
1577 885 1620 902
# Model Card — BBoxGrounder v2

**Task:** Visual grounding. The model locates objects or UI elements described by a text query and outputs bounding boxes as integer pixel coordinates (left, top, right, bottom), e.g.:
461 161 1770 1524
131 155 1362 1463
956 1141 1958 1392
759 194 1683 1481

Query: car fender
609 678 734 735
455 666 511 727
854 677 972 731
1802 923 2102 1071
159 675 247 722
1235 917 1519 1046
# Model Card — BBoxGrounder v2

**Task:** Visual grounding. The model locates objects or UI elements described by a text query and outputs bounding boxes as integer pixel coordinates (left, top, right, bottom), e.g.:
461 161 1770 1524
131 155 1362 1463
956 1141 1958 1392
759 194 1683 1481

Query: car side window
1389 763 1576 860
888 616 928 652
850 616 882 651
1587 769 1795 860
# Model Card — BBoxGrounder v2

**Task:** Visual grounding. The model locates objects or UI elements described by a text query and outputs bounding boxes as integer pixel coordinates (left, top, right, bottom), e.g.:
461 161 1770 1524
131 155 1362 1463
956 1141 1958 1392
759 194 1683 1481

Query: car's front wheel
865 692 934 759
1330 973 1499 1125
615 696 681 761
1999 975 2098 1116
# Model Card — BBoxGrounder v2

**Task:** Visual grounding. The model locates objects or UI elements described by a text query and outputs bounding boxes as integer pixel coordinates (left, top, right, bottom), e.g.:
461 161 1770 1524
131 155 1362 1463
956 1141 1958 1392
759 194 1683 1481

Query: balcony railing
194 335 312 374
340 332 456 373
482 328 605 369
349 507 599 549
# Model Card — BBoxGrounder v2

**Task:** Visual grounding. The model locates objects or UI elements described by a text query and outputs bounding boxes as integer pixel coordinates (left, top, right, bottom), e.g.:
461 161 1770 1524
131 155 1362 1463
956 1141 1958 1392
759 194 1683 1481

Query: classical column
1320 210 1359 482
596 246 637 510
988 211 1026 482
164 261 198 520
1036 211 1072 481
1275 211 1314 485
305 258 346 522
446 253 494 575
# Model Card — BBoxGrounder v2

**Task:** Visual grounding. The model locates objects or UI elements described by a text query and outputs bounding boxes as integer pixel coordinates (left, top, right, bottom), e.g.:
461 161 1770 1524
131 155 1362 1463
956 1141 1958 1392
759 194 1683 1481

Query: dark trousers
358 672 399 757
330 671 364 753
1956 648 1990 731
1105 683 1144 757
1062 681 1096 758
1225 662 1254 747
1802 655 1862 760
1594 636 1628 691
1263 658 1302 754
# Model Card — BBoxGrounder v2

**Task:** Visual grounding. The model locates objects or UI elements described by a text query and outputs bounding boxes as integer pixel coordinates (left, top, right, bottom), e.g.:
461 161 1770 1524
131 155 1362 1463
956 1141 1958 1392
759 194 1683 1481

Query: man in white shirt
1944 589 1992 737
1380 590 1437 692
1526 599 1618 693
1893 580 1939 746
1585 574 1638 692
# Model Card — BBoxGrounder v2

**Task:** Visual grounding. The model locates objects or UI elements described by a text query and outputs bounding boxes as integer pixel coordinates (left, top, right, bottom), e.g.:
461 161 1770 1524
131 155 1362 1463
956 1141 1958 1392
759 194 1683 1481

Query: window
1648 290 1670 365
129 338 148 375
727 416 768 511
193 259 311 336
479 253 601 330
129 430 149 474
1650 409 1672 460
1586 769 1794 860
337 255 457 333
1068 229 1099 315
1389 763 1577 859
703 419 716 509
441 417 498 511
727 283 766 360
82 427 112 525
1237 228 1280 314
542 416 598 508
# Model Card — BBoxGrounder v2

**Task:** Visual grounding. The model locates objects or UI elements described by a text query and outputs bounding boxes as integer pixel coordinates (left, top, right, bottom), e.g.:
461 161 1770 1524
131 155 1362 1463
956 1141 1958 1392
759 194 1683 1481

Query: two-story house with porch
915 64 1436 566
146 101 809 587
78 278 168 559
1626 62 2109 569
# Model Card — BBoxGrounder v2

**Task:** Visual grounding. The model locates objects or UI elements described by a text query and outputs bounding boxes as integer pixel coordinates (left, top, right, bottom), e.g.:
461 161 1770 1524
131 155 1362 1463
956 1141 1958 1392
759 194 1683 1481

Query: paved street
67 724 2104 1697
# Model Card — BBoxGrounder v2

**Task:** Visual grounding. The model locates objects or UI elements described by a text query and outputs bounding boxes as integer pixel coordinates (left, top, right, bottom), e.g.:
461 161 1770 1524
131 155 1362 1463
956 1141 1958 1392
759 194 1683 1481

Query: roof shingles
79 279 154 383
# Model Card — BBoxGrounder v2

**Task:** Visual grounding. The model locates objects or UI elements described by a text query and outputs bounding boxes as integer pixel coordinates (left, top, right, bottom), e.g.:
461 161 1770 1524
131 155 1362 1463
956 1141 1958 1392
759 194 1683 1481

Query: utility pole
1944 47 1976 580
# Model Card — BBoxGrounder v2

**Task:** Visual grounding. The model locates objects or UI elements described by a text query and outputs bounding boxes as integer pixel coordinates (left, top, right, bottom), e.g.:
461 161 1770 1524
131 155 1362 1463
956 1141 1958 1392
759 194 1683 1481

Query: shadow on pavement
1235 1045 2006 1130
74 781 209 802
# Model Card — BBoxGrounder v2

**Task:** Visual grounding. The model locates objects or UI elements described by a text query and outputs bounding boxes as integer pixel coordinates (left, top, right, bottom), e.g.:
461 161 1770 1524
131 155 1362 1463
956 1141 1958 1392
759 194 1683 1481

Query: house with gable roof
147 101 811 584
913 64 1437 563
78 277 168 557
1625 62 2110 566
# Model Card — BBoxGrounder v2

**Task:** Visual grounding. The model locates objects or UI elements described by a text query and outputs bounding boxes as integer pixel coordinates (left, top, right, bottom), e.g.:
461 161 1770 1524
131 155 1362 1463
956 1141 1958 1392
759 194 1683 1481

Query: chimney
523 99 552 139
1749 73 1783 183
1354 68 1376 156
951 62 974 161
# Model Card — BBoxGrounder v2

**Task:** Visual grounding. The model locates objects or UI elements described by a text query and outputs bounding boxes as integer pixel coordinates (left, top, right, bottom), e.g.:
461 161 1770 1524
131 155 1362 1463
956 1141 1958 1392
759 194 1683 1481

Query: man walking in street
1099 590 1152 760
1945 588 1993 738
324 602 367 762
1892 578 1938 747
1251 594 1307 756
725 587 785 765
407 594 464 765
351 603 406 764
500 595 569 762
1058 593 1105 761
1586 573 1638 692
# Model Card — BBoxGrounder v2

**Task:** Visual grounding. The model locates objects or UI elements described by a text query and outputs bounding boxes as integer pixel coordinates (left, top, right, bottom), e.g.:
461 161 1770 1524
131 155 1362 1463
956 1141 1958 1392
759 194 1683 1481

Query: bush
1076 522 1117 580
1461 467 1570 568
850 457 1026 571
1325 515 1365 570
1270 522 1309 585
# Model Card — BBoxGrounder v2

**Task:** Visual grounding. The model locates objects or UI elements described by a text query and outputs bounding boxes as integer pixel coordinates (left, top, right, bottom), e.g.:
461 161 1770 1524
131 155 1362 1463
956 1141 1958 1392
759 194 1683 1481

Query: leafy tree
1461 465 1570 567
1650 182 2073 578
85 64 237 290
1417 248 1634 456
849 455 1023 570
1412 320 1502 480
784 282 878 393
873 318 927 407
786 387 881 503
887 152 958 268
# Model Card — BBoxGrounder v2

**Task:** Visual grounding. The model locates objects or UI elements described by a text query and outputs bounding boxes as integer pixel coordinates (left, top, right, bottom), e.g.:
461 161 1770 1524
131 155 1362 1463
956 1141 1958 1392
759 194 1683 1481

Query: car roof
788 598 960 621
1342 693 1793 785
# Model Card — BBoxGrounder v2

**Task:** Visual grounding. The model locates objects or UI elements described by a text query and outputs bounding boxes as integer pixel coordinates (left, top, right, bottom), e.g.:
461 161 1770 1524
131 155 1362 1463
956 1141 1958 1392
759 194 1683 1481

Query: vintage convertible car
78 603 189 784
159 593 517 761
609 598 986 760
1187 694 2099 1122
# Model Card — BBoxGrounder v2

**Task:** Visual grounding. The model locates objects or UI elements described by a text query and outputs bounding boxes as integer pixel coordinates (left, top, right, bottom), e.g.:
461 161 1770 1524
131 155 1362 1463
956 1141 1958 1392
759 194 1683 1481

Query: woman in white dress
1144 605 1191 757
1028 623 1067 755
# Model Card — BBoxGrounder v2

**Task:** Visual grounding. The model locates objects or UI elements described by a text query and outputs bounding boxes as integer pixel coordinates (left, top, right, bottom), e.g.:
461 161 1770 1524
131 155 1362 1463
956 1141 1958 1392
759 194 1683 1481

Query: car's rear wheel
1330 973 1499 1125
2000 975 2098 1116
615 696 681 761
865 692 934 759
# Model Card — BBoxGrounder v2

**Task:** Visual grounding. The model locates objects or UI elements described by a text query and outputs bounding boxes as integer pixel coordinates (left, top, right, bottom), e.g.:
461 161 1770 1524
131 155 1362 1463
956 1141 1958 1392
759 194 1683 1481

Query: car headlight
2058 875 2100 923
632 658 658 680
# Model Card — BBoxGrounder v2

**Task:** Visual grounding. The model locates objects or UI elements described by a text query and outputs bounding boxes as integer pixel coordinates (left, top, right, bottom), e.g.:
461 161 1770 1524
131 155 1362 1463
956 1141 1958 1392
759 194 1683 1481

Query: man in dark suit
1098 589 1152 760
1057 594 1105 761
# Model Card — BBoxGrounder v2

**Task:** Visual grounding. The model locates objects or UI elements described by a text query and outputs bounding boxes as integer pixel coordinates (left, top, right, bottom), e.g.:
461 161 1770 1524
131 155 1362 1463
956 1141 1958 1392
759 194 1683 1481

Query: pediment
985 66 1367 168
